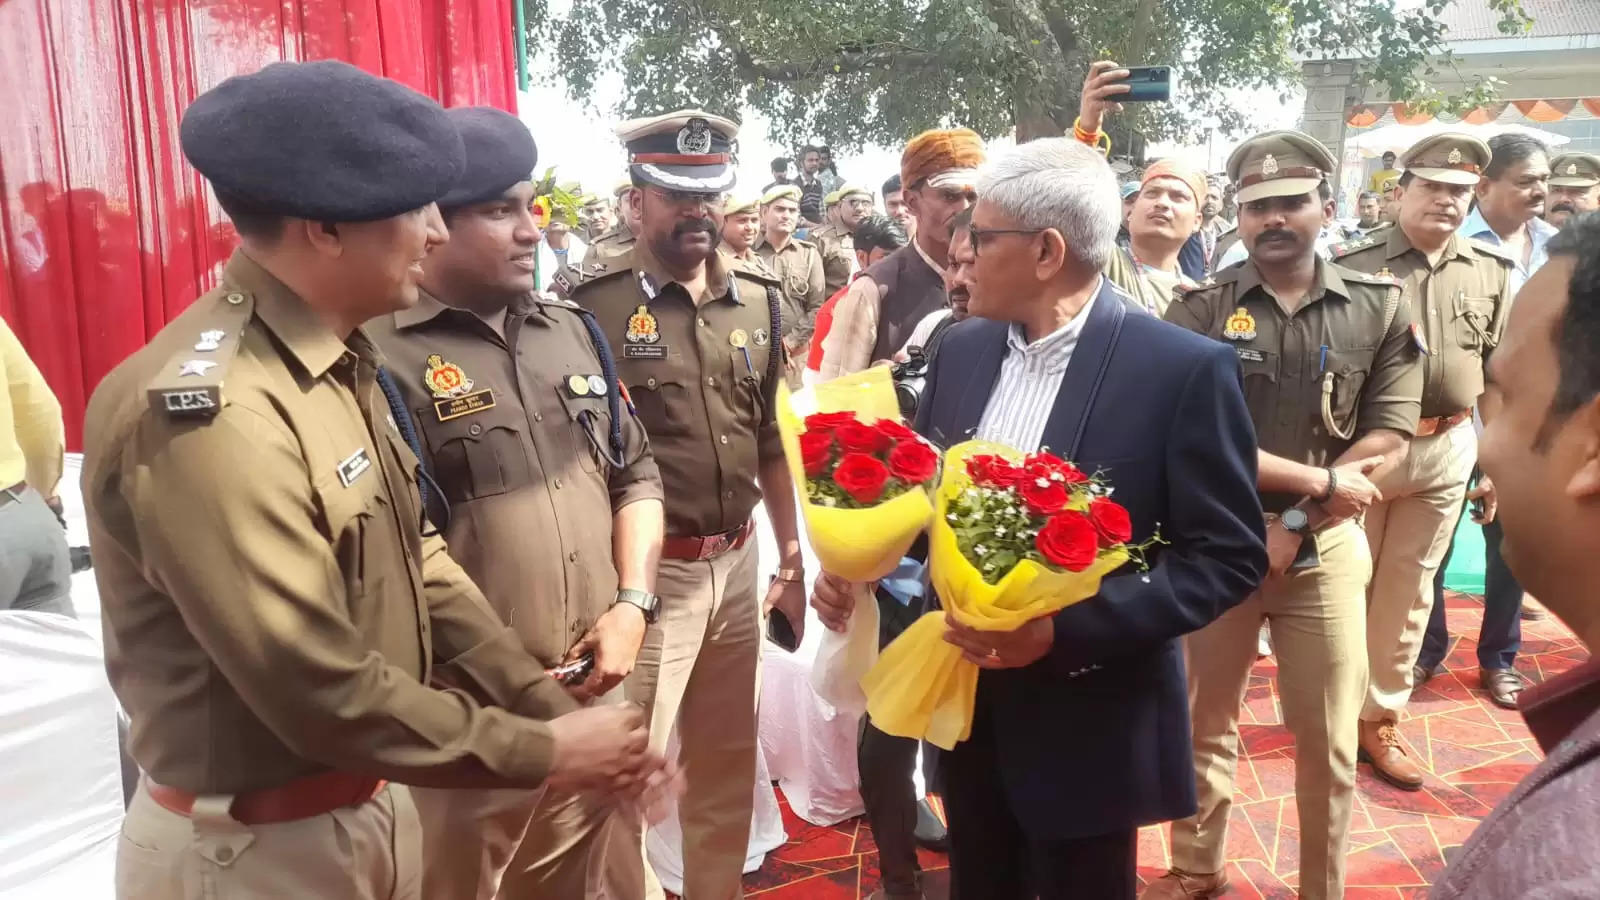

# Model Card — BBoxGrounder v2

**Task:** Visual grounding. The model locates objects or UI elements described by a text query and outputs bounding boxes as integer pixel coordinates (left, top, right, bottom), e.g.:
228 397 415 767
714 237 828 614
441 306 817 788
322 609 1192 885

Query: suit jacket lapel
1040 279 1123 458
946 321 1008 445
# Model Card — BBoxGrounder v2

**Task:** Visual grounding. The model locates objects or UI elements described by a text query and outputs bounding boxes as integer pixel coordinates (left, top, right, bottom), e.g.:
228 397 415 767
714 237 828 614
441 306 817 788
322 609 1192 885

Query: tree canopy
528 0 1531 148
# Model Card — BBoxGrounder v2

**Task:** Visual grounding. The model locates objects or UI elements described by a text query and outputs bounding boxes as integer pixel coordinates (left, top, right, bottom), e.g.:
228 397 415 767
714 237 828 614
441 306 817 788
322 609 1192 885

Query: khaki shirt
1165 257 1423 513
366 291 662 666
807 221 857 296
587 221 636 259
1331 225 1512 417
755 235 826 346
574 245 783 537
82 251 576 795
0 315 64 494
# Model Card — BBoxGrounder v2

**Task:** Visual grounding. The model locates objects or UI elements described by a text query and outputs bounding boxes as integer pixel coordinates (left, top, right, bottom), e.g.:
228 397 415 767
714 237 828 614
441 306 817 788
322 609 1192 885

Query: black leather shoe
1412 662 1438 687
1480 667 1526 710
913 797 949 852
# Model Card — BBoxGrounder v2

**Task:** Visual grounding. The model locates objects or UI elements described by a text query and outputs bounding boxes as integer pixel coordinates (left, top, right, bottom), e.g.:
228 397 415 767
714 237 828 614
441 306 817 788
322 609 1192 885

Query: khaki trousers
116 778 421 899
1172 520 1371 900
411 688 642 900
619 537 762 900
1362 421 1475 723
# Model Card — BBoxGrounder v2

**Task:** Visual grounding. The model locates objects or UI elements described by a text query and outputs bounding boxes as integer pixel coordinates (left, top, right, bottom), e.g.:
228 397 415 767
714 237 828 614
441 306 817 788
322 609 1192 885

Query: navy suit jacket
914 279 1268 839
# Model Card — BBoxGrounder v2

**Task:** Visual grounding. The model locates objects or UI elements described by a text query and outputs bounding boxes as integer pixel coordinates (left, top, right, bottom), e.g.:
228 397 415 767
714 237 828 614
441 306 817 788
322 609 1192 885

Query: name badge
625 344 669 360
434 388 496 422
338 448 373 487
1236 348 1266 364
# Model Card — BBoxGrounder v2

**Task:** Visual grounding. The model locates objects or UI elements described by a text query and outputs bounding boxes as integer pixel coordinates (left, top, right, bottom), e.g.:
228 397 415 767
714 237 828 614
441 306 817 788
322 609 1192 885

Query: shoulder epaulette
565 256 635 295
1334 264 1403 289
1328 226 1390 259
145 287 254 419
731 259 782 285
1466 237 1517 266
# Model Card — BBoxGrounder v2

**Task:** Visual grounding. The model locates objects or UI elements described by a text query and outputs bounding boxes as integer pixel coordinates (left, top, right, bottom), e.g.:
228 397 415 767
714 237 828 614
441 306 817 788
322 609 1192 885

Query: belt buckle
701 533 731 561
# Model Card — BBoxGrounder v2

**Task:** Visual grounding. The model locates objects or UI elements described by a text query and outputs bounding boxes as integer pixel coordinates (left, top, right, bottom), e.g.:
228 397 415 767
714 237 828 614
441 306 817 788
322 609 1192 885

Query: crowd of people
4 54 1600 900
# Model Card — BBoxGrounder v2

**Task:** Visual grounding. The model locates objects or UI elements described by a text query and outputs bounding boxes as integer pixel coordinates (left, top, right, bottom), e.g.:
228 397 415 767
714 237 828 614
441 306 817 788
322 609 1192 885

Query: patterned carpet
738 591 1587 898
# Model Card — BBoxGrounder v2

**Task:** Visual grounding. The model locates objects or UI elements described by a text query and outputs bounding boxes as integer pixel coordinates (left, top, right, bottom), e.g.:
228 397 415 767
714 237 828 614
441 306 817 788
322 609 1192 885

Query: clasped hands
809 572 1054 670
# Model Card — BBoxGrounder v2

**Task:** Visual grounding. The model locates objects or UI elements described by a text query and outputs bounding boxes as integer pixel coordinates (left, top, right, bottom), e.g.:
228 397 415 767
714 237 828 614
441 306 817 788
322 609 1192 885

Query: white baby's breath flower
974 544 989 556
1035 477 1049 488
994 526 1007 538
1050 471 1065 482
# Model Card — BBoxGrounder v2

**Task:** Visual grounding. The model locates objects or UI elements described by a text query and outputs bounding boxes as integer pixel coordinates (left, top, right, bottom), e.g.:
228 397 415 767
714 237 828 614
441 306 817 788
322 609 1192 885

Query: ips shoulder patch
145 287 254 418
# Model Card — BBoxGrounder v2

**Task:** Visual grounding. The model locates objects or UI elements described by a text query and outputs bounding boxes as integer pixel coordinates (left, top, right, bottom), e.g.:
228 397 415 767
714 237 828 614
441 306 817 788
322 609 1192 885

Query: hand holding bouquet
776 368 939 714
861 440 1146 749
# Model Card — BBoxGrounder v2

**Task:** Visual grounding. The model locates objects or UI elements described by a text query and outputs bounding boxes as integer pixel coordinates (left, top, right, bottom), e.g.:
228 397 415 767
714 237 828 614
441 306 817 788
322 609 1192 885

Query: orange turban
901 128 987 192
1141 160 1208 207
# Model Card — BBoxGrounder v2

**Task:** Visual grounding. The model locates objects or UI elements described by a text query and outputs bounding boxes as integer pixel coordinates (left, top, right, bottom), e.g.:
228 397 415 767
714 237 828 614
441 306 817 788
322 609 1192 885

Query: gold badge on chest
1222 307 1257 342
424 354 496 421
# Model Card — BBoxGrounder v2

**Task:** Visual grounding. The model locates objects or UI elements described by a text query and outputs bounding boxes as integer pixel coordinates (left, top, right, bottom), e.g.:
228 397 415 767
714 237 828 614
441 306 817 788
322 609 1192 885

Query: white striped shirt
976 282 1100 452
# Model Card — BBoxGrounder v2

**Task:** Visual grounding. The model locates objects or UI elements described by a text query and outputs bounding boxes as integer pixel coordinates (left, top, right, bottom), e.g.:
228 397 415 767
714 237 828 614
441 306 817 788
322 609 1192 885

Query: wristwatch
1279 507 1311 535
614 588 661 624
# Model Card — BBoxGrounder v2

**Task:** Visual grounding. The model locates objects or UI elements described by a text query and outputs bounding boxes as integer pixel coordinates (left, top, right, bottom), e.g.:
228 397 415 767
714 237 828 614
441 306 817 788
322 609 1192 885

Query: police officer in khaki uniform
366 107 666 900
571 109 809 900
1148 131 1423 900
1329 134 1513 792
588 180 639 258
719 192 766 265
82 61 670 900
1547 152 1600 229
755 183 827 376
809 184 870 294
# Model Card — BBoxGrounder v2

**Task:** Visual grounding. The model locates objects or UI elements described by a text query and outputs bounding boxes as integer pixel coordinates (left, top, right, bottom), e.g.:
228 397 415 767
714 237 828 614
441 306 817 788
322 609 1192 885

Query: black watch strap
1316 466 1337 504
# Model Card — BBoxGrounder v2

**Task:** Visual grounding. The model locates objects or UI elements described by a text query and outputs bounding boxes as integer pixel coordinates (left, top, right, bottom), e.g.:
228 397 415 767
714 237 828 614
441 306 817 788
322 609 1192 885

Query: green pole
513 0 530 92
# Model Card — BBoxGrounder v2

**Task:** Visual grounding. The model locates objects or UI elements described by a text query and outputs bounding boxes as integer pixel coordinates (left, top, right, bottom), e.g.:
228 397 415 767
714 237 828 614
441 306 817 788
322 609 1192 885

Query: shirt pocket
556 386 616 474
628 374 695 437
1320 347 1374 435
729 351 764 426
419 404 531 501
1452 294 1497 352
313 472 386 599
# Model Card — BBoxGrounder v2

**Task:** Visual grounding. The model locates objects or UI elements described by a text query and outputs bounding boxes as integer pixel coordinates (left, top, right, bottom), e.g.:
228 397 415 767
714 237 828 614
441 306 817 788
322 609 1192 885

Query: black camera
891 347 932 419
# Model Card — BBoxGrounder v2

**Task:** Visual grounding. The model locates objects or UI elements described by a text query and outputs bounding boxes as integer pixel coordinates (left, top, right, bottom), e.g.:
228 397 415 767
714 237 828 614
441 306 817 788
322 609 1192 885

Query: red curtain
0 0 517 449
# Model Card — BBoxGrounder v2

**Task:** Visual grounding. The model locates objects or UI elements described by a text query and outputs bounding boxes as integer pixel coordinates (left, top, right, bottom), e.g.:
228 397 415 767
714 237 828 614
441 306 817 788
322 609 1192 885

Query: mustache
949 289 971 305
672 218 717 238
1552 201 1577 213
1254 229 1298 244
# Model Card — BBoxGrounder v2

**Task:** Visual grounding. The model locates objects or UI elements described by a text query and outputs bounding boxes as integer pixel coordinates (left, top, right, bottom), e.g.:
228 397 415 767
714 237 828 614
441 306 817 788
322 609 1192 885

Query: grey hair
976 138 1121 271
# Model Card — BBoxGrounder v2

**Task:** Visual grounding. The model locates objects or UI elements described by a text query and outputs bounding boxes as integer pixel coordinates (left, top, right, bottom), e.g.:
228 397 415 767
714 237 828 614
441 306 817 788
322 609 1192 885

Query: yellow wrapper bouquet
776 368 938 714
861 440 1140 749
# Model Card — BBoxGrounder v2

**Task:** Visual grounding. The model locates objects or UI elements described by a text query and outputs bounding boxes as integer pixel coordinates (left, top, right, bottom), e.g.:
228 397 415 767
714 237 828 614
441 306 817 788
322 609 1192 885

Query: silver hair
976 138 1122 271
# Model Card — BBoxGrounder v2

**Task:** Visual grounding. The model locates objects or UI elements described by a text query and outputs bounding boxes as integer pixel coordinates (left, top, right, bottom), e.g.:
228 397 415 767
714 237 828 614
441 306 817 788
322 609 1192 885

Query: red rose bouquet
777 368 939 714
861 440 1146 749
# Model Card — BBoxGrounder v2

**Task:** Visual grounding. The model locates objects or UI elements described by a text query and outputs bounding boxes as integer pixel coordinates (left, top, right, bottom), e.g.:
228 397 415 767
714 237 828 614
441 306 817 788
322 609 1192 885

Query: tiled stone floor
736 591 1586 897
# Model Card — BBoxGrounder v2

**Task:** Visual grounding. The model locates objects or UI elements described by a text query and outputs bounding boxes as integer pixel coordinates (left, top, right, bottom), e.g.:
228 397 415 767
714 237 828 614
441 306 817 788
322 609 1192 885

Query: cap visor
1410 168 1480 186
1234 177 1321 205
631 163 735 193
1549 176 1600 188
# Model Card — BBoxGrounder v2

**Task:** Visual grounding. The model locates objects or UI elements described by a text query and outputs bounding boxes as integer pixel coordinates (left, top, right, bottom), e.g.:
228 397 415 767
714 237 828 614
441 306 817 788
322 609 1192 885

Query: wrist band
1317 466 1337 504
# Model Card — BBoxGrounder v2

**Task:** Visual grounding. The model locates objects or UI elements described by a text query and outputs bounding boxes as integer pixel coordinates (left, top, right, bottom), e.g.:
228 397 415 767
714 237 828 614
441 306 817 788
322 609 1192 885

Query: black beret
180 60 464 222
436 107 539 209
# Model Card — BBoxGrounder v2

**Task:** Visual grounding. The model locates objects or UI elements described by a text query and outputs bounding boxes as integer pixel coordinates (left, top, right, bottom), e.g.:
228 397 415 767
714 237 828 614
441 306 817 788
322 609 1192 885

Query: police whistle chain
377 366 452 532
574 308 626 465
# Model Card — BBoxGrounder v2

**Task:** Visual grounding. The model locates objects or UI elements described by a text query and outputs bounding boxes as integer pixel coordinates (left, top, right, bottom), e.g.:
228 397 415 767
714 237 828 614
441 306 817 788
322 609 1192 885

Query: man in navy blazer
812 138 1267 898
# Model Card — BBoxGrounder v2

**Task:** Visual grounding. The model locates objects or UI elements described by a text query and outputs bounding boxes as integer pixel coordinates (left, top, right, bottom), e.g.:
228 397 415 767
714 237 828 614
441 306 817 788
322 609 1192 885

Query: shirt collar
1459 207 1559 248
1385 223 1470 263
224 250 356 379
1520 657 1600 752
630 239 738 306
391 289 535 331
1004 277 1101 373
1231 256 1352 306
911 238 945 278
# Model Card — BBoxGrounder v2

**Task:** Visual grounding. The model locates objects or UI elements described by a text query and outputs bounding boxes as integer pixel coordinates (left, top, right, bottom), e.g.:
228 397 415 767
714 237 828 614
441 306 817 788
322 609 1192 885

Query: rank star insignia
178 359 218 377
676 117 713 155
625 304 661 344
424 353 474 398
194 329 225 352
1447 147 1463 165
1221 307 1257 342
1261 154 1279 177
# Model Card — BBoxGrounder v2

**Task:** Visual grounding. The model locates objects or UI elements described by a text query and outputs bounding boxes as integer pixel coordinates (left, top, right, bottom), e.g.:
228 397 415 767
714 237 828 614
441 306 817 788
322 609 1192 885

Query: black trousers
1421 503 1522 671
943 709 1137 900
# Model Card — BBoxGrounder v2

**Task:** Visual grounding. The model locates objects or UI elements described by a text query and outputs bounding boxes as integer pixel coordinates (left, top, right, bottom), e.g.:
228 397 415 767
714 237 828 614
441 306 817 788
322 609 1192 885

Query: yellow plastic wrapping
776 368 934 582
861 440 1129 749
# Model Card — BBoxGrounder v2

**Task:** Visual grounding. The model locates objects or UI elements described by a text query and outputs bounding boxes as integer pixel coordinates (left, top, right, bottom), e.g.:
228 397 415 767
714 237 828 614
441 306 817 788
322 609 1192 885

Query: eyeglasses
967 224 1046 256
648 187 727 209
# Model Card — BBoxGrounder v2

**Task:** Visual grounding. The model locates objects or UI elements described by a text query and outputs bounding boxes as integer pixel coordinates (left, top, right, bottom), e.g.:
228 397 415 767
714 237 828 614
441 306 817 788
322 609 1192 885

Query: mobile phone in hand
548 653 595 686
1468 464 1487 522
1114 66 1172 103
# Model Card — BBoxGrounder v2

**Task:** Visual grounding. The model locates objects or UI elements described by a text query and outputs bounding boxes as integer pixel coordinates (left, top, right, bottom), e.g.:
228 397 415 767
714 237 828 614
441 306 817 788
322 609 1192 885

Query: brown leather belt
0 481 25 508
661 520 754 561
147 771 387 825
1416 409 1472 438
